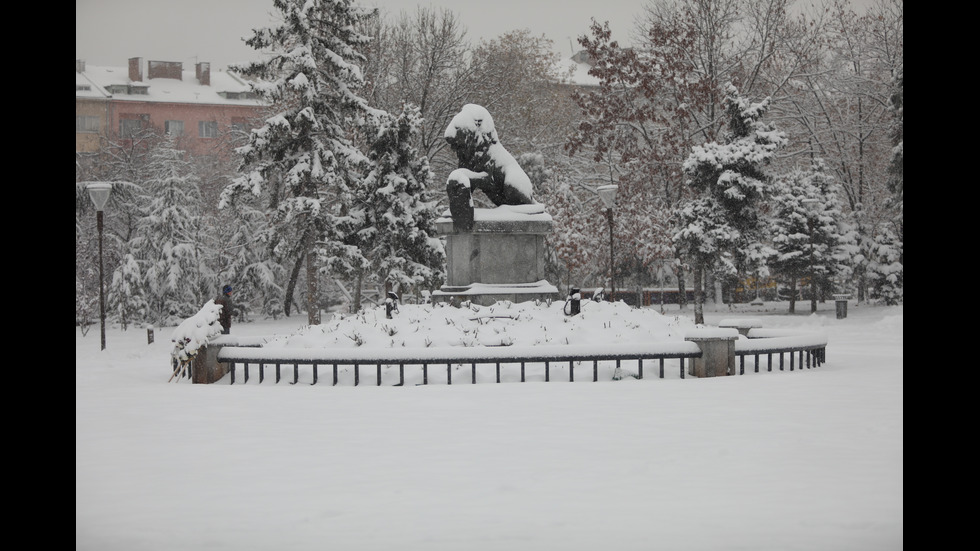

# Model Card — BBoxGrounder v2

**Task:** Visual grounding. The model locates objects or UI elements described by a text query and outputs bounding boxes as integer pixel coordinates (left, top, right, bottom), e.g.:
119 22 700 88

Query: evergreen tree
673 84 786 324
218 194 287 320
220 0 380 324
886 66 903 284
76 179 141 328
133 135 209 326
327 104 444 308
107 252 147 330
888 67 903 209
868 225 903 305
769 161 851 314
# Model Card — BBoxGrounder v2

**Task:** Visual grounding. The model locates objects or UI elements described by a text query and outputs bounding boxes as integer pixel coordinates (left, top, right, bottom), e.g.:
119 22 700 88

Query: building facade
75 57 266 159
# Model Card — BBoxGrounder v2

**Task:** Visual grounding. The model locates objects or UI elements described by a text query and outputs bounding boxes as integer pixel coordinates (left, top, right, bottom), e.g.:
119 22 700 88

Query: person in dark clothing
216 285 234 334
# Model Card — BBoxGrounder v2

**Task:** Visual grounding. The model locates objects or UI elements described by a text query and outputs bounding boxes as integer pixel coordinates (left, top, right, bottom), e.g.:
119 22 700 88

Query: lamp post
801 198 820 314
87 182 113 350
597 185 618 302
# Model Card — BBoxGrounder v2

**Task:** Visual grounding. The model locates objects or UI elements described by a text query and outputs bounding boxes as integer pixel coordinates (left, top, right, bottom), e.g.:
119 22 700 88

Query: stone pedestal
433 205 559 306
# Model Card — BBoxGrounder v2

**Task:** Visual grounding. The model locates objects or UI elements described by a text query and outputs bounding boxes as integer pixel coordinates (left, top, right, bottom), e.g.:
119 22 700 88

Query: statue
434 104 557 305
444 104 534 230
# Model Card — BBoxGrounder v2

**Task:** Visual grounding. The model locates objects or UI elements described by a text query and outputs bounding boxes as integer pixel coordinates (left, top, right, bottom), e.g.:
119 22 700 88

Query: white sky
76 0 649 70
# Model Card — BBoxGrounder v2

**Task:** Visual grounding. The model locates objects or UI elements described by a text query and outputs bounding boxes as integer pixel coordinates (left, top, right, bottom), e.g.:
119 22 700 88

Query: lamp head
597 184 618 209
86 182 113 211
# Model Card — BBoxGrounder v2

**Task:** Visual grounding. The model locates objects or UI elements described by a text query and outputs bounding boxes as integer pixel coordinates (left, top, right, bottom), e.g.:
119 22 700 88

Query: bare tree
360 6 475 180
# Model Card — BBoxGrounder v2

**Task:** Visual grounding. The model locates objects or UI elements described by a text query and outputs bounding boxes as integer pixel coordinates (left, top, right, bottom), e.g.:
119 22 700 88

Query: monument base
432 280 559 307
435 205 559 306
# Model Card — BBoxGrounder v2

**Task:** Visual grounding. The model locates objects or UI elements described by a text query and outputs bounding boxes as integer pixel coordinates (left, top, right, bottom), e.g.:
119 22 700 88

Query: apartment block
75 57 265 158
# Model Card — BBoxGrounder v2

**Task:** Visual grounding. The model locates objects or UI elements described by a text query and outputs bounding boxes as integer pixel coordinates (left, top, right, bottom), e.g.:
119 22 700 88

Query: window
199 121 218 138
230 118 249 142
76 116 100 133
165 120 184 136
120 118 144 138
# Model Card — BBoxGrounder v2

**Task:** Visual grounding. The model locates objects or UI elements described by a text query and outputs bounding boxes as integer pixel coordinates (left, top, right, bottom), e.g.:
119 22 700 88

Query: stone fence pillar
192 344 228 384
190 335 237 384
684 328 739 377
833 294 851 319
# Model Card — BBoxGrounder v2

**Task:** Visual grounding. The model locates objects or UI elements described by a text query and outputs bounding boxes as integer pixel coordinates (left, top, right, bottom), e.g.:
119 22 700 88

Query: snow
436 204 553 225
683 326 740 340
170 300 224 362
76 300 902 550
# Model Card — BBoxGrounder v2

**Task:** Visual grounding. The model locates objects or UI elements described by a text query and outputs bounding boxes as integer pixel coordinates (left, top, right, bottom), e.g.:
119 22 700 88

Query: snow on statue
444 104 535 230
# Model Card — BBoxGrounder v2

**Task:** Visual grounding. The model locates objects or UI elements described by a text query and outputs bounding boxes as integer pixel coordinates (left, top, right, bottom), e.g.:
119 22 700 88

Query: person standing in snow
216 285 234 334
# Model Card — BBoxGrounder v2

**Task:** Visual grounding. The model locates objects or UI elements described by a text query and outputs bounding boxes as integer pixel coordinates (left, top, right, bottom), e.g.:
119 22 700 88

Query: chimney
196 62 211 86
76 59 86 73
129 57 143 82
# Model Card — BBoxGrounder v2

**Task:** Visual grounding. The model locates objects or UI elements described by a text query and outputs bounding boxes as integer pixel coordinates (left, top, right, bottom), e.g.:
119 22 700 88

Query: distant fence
582 288 697 307
183 326 827 385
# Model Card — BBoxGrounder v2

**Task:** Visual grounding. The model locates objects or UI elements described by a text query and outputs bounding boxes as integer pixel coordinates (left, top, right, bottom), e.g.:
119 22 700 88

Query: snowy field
76 299 903 551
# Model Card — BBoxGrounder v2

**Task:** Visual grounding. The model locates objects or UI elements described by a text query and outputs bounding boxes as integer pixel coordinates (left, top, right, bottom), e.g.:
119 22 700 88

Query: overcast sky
76 0 649 70
76 0 876 71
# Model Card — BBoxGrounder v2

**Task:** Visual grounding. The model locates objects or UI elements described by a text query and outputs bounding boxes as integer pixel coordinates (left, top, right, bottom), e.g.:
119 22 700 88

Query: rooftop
75 58 263 106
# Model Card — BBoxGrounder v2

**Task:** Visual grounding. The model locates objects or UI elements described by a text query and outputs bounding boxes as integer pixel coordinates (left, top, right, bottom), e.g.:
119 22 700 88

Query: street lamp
597 184 618 302
801 198 820 314
87 182 113 350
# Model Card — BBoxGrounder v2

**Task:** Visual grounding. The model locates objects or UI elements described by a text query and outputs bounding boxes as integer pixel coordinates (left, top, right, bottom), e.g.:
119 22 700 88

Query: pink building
75 57 266 158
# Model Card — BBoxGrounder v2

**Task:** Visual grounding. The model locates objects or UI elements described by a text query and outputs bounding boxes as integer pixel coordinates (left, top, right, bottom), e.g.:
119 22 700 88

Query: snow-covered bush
171 300 224 364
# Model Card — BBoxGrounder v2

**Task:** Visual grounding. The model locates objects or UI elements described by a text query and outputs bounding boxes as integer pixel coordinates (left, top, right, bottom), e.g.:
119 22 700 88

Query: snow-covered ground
76 299 903 551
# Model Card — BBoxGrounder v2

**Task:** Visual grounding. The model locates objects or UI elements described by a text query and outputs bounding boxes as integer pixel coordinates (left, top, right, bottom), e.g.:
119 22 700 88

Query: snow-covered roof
566 59 601 87
564 50 601 87
75 59 263 107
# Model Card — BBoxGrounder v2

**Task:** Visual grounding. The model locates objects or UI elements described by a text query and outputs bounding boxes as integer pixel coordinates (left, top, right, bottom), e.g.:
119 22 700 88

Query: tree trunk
693 263 705 325
306 246 320 325
788 277 797 314
283 253 305 317
677 263 687 310
353 271 364 313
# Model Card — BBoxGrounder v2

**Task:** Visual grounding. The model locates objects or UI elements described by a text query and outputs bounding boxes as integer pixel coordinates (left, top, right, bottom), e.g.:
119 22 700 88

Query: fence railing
206 327 827 385
216 342 704 385
734 329 827 375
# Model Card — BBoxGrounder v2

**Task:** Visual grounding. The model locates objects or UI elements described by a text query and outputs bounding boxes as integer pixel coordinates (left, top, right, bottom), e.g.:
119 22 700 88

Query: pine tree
868 226 903 305
769 161 851 314
327 103 444 308
133 135 209 326
886 66 903 291
673 84 786 324
107 252 147 330
220 0 380 324
218 194 287 320
888 68 903 208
